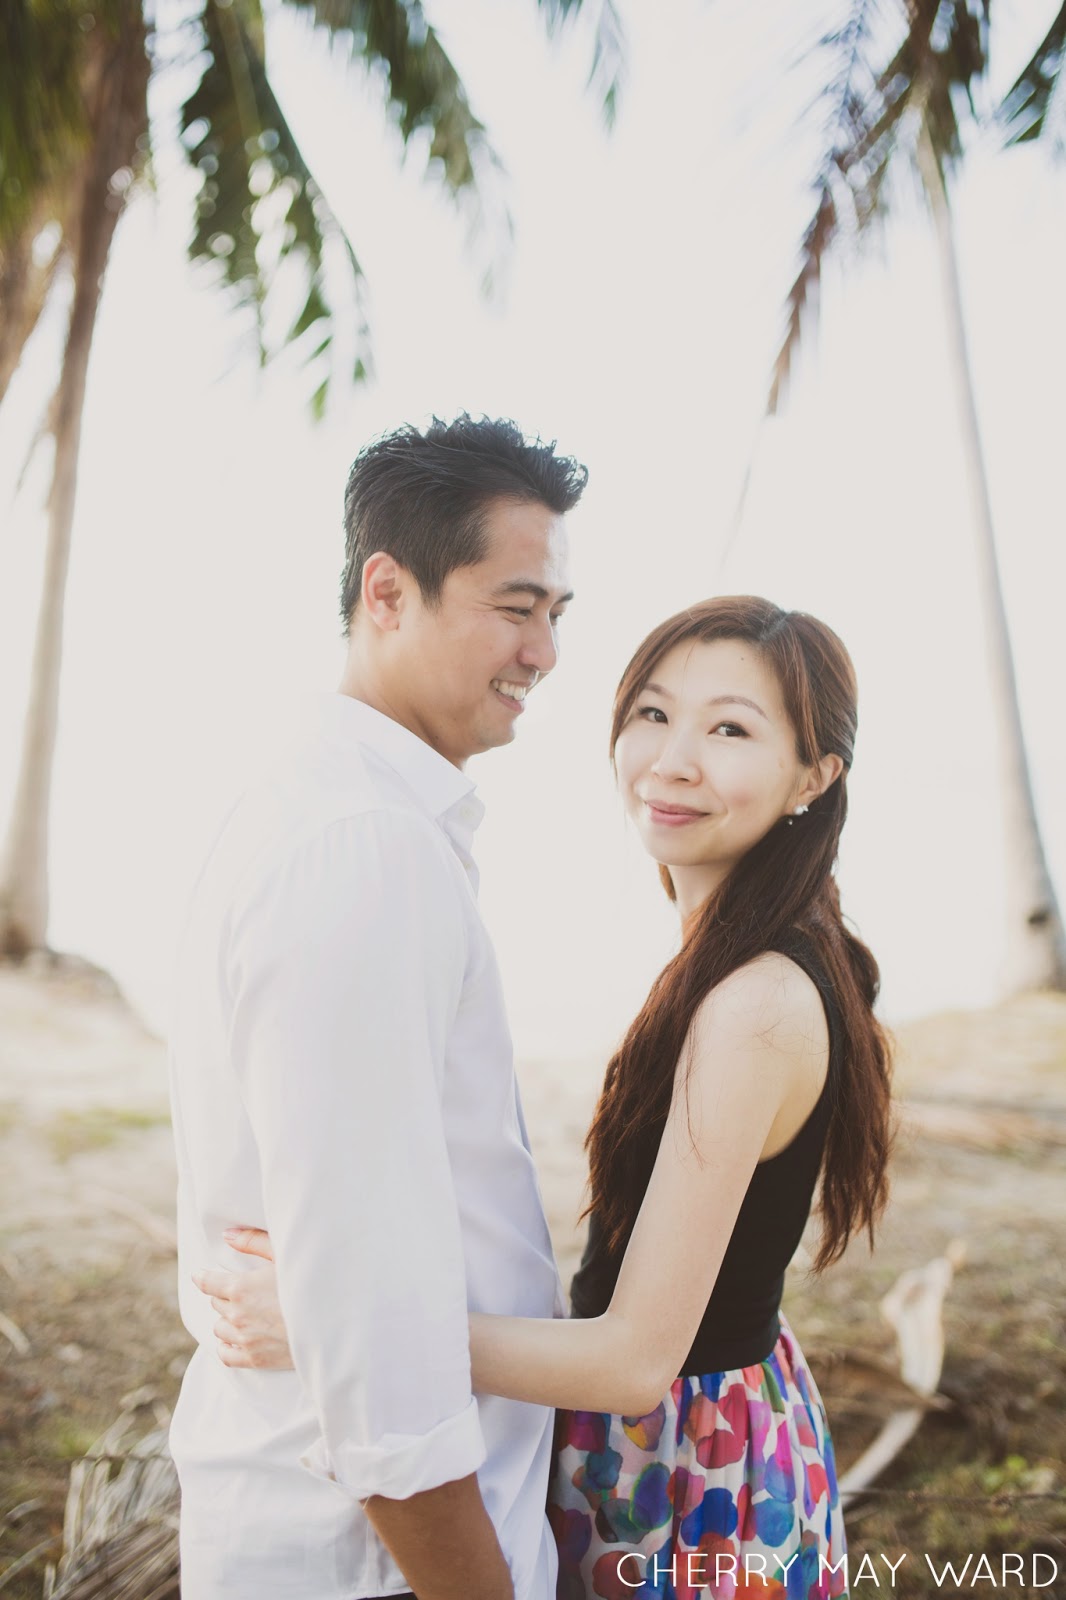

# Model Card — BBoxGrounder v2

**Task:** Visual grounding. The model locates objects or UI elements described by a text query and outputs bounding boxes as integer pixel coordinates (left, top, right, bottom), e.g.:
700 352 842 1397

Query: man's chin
474 718 518 756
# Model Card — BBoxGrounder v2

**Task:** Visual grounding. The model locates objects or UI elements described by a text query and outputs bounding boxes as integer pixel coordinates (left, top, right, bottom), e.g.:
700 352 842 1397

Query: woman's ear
798 752 844 809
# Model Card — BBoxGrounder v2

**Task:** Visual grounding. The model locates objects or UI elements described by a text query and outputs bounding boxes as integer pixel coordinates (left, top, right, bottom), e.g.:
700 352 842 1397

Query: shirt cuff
299 1395 486 1501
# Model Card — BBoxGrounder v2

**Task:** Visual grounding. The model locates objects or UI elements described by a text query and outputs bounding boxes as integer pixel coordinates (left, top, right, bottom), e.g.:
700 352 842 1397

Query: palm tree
0 0 625 961
767 0 1066 992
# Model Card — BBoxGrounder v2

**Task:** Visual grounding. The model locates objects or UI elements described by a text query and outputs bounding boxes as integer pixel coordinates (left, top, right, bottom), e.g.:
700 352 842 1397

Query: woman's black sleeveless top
568 933 842 1375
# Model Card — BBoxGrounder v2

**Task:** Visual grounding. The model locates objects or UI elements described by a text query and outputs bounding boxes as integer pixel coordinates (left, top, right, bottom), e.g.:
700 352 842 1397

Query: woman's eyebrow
643 683 768 722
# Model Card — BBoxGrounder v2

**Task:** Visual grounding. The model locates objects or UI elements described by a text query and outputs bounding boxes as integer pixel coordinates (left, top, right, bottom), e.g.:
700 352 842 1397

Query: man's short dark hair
339 414 588 630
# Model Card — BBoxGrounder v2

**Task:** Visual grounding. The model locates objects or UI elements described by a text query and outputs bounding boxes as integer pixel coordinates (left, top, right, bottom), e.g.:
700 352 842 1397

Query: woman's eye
636 705 667 724
712 722 747 738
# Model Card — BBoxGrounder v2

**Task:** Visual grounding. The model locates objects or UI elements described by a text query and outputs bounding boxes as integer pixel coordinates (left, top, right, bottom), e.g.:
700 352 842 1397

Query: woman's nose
650 733 701 782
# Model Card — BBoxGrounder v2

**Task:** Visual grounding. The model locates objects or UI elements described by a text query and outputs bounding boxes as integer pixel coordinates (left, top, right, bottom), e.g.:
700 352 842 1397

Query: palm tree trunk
0 15 148 960
918 130 1066 992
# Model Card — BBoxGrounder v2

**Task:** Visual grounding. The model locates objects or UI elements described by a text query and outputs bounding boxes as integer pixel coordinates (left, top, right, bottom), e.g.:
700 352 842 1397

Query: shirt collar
315 693 486 846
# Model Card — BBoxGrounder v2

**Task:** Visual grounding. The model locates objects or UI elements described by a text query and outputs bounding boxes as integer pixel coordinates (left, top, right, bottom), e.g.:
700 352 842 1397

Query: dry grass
45 1109 169 1165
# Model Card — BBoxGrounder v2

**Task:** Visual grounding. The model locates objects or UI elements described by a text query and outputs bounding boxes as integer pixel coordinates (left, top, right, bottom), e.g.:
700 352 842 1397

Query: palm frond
278 0 502 194
767 0 892 416
44 1410 179 1600
767 186 836 417
0 200 68 407
2 0 149 406
882 0 988 190
535 0 627 127
999 1 1066 157
0 0 87 237
180 0 371 412
767 0 990 416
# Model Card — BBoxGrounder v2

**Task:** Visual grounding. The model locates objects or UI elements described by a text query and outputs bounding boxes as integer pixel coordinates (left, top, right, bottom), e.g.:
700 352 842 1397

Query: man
168 415 586 1600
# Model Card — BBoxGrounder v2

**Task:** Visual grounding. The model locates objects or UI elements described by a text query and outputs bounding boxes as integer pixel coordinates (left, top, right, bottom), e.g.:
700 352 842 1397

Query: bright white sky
1 0 1064 1061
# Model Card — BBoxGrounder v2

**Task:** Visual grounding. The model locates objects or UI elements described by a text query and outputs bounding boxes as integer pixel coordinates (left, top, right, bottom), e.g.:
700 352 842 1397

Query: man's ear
361 551 408 632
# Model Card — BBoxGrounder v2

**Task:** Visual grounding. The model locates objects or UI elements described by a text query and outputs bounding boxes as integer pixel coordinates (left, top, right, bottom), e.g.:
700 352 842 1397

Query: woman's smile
641 797 711 827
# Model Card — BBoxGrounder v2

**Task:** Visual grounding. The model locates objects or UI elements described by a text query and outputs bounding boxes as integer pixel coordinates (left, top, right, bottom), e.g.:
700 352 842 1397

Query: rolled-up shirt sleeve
226 806 484 1501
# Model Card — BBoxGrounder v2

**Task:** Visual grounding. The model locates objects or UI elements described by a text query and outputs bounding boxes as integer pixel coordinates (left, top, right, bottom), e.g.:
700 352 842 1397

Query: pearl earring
793 804 809 815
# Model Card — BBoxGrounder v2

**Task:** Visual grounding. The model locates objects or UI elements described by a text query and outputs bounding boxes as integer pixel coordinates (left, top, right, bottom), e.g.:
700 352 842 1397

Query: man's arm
365 1476 513 1600
196 1240 512 1597
227 808 510 1599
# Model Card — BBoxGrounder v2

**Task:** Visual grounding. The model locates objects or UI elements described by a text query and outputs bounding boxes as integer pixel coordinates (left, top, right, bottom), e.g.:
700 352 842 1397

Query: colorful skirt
547 1317 847 1600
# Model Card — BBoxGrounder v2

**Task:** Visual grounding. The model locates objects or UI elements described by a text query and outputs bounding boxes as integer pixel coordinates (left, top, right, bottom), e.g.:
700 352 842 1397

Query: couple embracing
168 414 893 1600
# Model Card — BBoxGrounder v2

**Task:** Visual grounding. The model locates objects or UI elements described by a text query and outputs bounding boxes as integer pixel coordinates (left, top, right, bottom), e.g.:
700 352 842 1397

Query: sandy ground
1 963 1064 1597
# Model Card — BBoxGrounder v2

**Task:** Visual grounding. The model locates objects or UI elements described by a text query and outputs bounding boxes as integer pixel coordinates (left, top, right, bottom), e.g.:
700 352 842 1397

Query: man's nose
516 614 559 677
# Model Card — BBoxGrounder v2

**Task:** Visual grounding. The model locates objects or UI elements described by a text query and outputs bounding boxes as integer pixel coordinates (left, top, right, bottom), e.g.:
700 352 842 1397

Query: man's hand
192 1226 295 1370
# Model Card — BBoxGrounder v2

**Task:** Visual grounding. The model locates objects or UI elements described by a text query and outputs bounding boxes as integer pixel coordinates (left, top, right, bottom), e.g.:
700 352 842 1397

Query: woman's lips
643 799 708 828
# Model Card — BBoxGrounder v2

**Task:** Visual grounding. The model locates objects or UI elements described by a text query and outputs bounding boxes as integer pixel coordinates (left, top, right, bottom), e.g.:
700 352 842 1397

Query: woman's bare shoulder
690 951 826 1055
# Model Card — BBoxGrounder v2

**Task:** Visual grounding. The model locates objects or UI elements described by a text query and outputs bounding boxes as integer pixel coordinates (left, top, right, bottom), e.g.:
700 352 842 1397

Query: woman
203 597 893 1600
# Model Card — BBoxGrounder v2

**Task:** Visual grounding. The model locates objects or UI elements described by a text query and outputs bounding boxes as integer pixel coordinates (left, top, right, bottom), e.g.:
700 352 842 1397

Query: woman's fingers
214 1316 257 1369
193 1268 237 1301
217 1338 254 1370
212 1313 288 1370
195 1254 294 1371
223 1226 274 1261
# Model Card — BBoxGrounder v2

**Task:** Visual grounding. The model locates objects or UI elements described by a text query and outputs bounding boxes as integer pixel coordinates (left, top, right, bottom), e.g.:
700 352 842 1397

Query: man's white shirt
169 693 563 1599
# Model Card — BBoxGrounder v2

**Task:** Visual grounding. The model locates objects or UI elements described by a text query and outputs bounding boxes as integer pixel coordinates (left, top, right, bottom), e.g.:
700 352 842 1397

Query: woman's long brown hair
585 597 893 1273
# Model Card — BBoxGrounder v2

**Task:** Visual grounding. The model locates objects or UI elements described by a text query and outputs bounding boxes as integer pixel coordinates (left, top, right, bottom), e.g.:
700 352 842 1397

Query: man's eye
550 612 565 627
505 607 533 619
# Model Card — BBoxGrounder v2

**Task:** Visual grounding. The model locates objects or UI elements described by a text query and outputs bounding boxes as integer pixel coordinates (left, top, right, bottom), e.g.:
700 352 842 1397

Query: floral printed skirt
547 1316 847 1600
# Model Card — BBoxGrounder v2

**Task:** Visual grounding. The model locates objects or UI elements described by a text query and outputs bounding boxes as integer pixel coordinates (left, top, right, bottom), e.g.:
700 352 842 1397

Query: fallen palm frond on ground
837 1241 966 1510
0 1312 30 1356
42 1395 177 1600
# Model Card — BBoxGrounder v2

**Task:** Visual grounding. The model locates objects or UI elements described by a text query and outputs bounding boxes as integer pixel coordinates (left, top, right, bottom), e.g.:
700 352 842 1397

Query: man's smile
492 677 536 712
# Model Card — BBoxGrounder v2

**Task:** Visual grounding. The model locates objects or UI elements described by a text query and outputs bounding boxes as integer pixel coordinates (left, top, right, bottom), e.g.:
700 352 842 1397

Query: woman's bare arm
468 954 827 1415
202 955 828 1417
